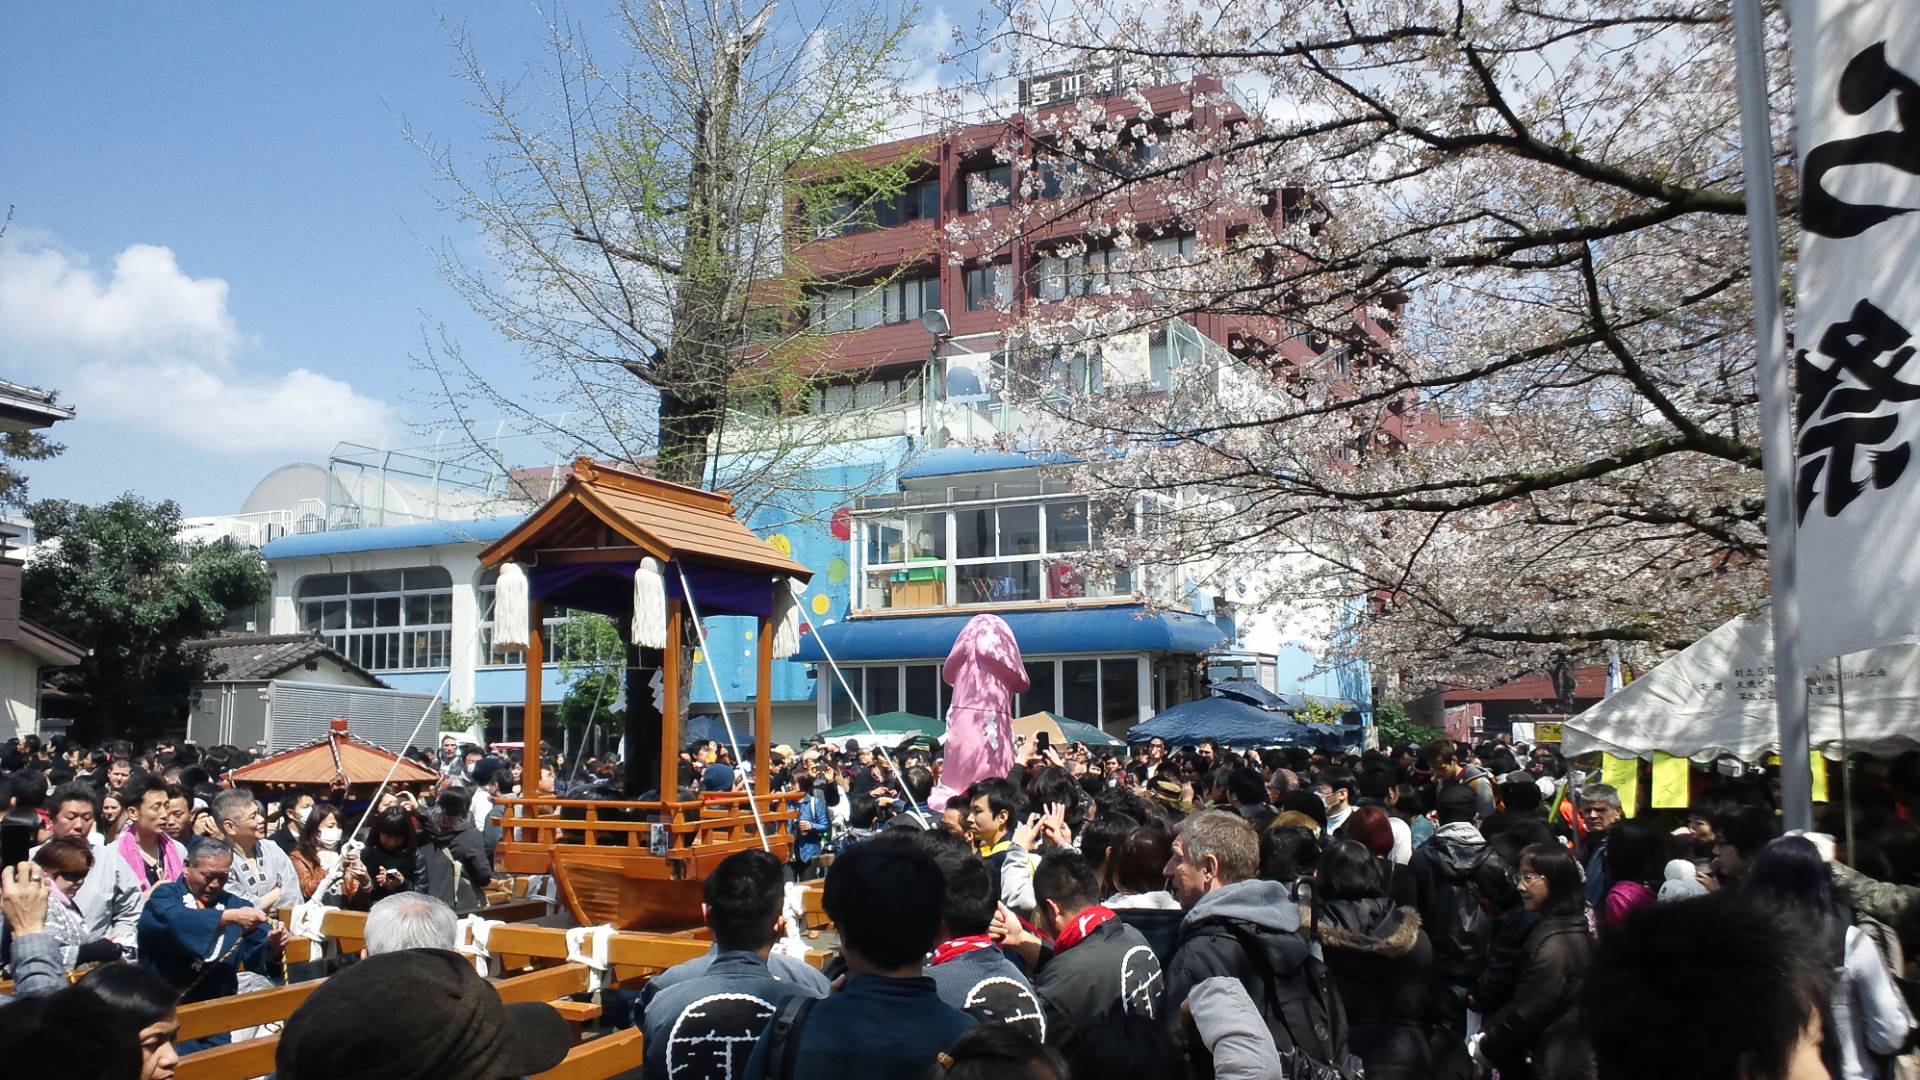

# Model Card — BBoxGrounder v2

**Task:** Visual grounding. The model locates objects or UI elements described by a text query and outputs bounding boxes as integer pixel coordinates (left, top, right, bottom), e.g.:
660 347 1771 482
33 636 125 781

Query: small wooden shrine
227 717 442 797
480 458 811 930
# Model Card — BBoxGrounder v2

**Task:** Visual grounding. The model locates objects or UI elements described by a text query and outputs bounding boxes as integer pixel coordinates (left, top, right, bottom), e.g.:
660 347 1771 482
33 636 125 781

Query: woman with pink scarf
117 775 186 892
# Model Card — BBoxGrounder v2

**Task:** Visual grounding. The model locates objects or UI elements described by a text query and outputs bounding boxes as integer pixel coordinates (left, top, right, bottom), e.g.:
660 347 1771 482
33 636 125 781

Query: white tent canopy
1563 612 1920 762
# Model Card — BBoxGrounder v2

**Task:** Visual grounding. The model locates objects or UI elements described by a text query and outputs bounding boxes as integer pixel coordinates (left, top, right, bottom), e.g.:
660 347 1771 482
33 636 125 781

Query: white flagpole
1731 0 1813 831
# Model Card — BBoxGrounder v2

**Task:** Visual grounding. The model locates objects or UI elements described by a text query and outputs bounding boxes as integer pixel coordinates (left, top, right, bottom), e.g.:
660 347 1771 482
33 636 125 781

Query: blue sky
0 2 968 515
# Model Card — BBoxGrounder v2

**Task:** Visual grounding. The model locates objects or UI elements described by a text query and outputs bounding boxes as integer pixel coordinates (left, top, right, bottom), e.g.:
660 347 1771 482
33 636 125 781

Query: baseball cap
276 949 571 1080
772 744 796 759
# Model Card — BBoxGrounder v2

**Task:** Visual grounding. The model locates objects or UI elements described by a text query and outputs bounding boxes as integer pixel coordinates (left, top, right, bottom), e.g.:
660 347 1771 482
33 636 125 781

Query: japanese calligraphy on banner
1791 1 1920 662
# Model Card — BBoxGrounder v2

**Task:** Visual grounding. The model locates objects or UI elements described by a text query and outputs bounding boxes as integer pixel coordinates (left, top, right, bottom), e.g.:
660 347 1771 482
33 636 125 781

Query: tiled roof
186 633 383 685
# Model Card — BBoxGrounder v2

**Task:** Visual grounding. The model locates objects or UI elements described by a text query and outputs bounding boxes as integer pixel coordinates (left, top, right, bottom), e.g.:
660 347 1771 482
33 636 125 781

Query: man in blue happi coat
139 836 288 1047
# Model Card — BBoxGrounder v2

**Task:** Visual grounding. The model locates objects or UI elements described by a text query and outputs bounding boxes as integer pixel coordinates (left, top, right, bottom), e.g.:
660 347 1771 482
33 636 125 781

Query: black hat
276 949 571 1080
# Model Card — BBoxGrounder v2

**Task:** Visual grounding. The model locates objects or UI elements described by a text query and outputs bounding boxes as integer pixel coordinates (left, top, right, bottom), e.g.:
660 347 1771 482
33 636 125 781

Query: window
810 176 940 237
866 665 901 714
965 264 1010 311
857 494 1144 610
1101 658 1141 733
477 568 614 667
1020 661 1056 717
963 164 1012 211
808 275 940 334
1035 243 1122 301
1060 659 1098 726
297 568 452 672
904 665 939 718
812 371 921 415
830 668 865 724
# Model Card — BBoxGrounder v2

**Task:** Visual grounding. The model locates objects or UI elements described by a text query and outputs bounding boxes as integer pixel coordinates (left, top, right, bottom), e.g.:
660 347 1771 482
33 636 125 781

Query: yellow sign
1601 754 1640 815
1535 722 1563 743
1652 752 1689 808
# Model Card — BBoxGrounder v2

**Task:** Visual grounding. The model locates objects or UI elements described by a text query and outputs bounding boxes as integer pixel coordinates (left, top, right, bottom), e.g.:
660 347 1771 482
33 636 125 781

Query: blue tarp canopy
1209 679 1295 712
683 714 755 751
1127 695 1356 747
793 604 1226 663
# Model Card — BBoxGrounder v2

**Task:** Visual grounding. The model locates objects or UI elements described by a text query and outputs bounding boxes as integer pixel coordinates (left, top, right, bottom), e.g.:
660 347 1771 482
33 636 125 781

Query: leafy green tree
1372 702 1441 750
554 613 622 743
22 496 270 740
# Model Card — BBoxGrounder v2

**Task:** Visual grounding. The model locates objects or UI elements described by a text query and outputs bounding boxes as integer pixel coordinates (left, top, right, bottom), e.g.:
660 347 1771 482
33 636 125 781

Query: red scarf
1051 905 1117 954
930 935 998 966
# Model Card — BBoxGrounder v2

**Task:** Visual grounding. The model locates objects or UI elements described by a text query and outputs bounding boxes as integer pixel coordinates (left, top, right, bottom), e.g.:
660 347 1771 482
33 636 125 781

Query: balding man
138 838 288 1021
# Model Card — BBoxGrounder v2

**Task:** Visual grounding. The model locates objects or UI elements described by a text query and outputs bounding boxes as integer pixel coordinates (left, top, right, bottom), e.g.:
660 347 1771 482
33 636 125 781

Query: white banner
1791 1 1920 663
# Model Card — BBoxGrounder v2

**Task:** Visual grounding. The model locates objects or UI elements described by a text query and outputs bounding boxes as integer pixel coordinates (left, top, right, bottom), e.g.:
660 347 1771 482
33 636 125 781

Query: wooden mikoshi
479 458 812 930
162 902 831 1080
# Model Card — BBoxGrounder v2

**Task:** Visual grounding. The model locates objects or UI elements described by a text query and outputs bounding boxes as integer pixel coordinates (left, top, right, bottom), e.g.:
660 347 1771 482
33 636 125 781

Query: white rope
772 882 810 963
455 915 506 977
564 924 618 993
673 562 772 852
307 596 496 904
288 901 335 944
790 579 932 829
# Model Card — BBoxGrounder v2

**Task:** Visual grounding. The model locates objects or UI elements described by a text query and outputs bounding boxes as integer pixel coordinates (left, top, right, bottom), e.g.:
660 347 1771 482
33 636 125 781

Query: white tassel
493 563 531 650
632 557 668 648
771 579 802 659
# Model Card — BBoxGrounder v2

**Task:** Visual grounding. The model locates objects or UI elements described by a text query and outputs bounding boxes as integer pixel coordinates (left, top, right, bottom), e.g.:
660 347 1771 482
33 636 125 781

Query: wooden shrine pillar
754 612 774 789
525 598 545 795
659 598 684 801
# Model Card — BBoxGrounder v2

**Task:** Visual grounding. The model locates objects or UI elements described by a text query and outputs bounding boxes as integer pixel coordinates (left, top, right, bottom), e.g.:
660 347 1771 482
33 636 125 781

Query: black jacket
421 816 492 912
1162 880 1345 1071
1115 905 1184 968
357 842 428 910
1480 914 1598 1080
1035 914 1163 1053
1315 899 1438 1080
1408 822 1508 983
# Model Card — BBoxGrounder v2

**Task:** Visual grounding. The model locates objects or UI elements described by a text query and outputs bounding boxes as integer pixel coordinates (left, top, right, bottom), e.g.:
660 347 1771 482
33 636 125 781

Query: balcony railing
852 490 1173 613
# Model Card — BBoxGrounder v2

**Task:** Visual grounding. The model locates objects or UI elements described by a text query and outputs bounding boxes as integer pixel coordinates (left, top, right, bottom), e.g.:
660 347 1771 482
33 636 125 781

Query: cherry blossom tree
942 0 1784 691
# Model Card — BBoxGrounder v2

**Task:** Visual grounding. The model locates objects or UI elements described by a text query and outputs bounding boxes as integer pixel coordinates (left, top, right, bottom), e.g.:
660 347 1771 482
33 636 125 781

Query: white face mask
318 827 343 849
292 807 311 825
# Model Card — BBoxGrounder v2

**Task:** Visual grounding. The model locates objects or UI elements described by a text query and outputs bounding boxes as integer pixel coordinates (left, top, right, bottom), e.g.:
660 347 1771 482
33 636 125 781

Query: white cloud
0 237 395 455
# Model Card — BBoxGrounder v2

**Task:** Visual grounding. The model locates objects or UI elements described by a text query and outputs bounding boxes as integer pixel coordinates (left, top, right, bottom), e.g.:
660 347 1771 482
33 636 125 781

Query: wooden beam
536 546 652 566
526 597 545 792
532 1027 646 1080
174 1033 280 1080
660 597 683 800
493 962 593 1003
754 610 773 790
176 980 325 1041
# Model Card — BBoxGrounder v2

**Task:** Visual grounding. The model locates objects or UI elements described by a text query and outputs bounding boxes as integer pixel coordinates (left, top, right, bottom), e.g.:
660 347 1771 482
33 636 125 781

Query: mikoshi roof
228 719 440 789
479 458 811 580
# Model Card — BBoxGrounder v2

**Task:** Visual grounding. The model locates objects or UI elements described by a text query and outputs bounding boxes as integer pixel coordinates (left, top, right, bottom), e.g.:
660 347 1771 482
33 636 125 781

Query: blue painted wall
687 437 911 706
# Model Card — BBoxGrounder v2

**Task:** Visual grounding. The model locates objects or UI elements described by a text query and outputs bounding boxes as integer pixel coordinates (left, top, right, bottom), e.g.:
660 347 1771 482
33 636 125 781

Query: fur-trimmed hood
1315 899 1424 960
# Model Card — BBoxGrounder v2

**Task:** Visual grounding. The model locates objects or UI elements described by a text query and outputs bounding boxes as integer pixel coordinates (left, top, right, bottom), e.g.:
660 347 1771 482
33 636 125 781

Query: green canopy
1048 714 1125 747
816 710 942 742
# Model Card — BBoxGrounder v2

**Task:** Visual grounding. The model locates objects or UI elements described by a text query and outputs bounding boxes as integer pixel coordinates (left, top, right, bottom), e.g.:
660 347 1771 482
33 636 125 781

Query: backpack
764 992 821 1080
1211 921 1366 1080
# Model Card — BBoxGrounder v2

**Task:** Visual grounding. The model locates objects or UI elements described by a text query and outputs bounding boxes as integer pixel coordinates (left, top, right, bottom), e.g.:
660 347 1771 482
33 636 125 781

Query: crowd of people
7 728 1920 1079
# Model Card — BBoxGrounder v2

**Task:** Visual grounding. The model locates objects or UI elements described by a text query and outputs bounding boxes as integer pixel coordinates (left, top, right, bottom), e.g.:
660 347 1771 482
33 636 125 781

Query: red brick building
783 74 1318 392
